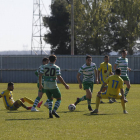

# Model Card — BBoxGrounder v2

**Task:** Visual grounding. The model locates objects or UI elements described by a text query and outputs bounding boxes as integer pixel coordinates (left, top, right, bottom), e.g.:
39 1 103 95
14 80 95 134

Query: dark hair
86 55 92 60
115 68 121 75
104 55 109 58
122 49 126 53
42 57 49 62
8 82 14 87
49 55 57 62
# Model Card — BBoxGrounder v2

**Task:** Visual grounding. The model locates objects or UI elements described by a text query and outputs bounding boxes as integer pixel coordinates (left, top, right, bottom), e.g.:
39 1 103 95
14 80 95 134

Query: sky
0 0 51 51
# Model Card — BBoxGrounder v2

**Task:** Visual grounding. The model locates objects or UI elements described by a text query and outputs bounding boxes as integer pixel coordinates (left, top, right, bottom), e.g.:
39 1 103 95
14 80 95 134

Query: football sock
49 99 53 111
87 98 91 107
96 96 100 109
124 88 129 97
121 98 126 111
33 97 41 107
79 95 86 102
53 100 61 112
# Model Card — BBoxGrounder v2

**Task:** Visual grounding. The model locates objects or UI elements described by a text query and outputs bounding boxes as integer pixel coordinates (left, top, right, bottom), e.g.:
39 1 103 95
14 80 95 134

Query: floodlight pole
71 0 74 55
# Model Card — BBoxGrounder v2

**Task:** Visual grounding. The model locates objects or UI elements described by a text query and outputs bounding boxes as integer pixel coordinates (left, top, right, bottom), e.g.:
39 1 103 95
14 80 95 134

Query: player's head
8 82 14 91
115 68 121 76
121 49 127 58
86 55 92 66
104 55 109 63
42 57 49 65
49 55 57 63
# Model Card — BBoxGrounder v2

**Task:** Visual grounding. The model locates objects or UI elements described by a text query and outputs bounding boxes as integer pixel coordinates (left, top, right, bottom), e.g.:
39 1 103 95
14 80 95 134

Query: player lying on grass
0 82 42 111
91 68 128 114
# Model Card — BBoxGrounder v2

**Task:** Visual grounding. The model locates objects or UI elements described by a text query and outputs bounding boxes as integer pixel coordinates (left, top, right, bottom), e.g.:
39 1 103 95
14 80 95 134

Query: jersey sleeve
104 77 110 84
98 63 102 71
39 66 44 74
115 58 119 65
0 91 5 97
94 63 97 70
78 66 83 74
35 70 38 76
56 67 61 76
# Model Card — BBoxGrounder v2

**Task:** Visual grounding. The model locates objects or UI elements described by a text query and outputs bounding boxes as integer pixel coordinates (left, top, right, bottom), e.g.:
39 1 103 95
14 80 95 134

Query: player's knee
127 84 131 89
20 98 25 103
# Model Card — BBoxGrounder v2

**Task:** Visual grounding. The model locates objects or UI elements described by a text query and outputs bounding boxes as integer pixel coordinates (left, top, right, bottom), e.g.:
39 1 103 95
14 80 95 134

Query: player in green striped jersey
114 49 131 101
31 57 49 112
39 55 69 118
74 55 99 111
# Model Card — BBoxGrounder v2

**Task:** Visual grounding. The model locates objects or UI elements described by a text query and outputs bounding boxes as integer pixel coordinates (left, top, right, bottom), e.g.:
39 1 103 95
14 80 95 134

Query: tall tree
43 0 71 54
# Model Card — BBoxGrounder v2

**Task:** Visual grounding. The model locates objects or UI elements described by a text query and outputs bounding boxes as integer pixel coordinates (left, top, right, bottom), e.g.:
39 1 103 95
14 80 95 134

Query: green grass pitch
0 83 139 140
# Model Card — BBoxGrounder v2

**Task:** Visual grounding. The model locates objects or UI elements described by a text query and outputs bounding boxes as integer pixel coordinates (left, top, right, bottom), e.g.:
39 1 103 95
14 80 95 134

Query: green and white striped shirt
35 65 45 84
115 57 128 76
78 62 97 83
40 63 61 89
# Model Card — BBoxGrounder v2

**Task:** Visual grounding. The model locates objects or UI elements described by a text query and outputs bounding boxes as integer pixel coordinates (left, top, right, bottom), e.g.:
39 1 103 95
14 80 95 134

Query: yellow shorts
101 91 122 99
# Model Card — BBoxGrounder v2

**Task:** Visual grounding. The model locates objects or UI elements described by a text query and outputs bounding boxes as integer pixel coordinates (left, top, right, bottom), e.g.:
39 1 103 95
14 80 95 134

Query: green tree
43 0 71 54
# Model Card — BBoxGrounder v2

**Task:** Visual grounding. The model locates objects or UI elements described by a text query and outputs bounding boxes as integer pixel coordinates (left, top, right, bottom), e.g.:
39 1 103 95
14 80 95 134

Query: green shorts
120 76 130 81
37 83 45 93
45 88 61 99
83 82 94 92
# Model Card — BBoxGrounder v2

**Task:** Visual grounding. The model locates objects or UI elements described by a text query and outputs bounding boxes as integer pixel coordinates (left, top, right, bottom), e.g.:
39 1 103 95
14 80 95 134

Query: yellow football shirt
0 89 15 109
98 62 112 84
105 75 124 96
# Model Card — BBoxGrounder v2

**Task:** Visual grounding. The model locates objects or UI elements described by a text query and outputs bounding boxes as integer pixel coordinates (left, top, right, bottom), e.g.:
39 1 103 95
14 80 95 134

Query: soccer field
0 83 139 140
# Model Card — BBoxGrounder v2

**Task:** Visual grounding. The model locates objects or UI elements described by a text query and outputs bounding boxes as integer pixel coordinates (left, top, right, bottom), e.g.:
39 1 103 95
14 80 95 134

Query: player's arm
127 67 131 71
39 73 43 90
114 64 117 70
57 75 69 89
97 70 100 82
99 82 107 92
76 73 82 89
94 69 99 84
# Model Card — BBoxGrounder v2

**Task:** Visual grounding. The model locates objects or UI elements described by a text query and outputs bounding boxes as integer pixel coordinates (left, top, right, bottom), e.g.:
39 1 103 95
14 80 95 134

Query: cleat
49 111 53 118
37 101 43 108
109 99 114 103
74 98 80 106
112 98 117 102
124 98 128 103
123 110 128 114
88 106 93 111
52 110 60 118
31 107 39 111
100 100 105 104
90 109 98 114
27 107 32 110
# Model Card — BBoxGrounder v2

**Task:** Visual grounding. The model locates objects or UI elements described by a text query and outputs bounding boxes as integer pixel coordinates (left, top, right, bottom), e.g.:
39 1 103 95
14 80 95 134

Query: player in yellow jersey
98 55 114 103
0 82 41 111
91 68 128 114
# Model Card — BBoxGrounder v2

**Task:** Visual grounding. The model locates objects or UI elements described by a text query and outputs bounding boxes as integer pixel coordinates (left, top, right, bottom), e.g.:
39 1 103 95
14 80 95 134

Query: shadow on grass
83 113 113 116
5 118 46 121
7 110 44 113
57 110 84 113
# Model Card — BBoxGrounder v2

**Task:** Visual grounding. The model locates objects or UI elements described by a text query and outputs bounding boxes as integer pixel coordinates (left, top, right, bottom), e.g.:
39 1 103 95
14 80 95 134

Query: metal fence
0 55 140 83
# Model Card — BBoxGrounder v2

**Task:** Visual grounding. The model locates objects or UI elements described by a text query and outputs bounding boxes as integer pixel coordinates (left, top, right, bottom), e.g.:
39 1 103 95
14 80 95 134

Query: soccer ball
44 99 49 109
68 104 76 111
